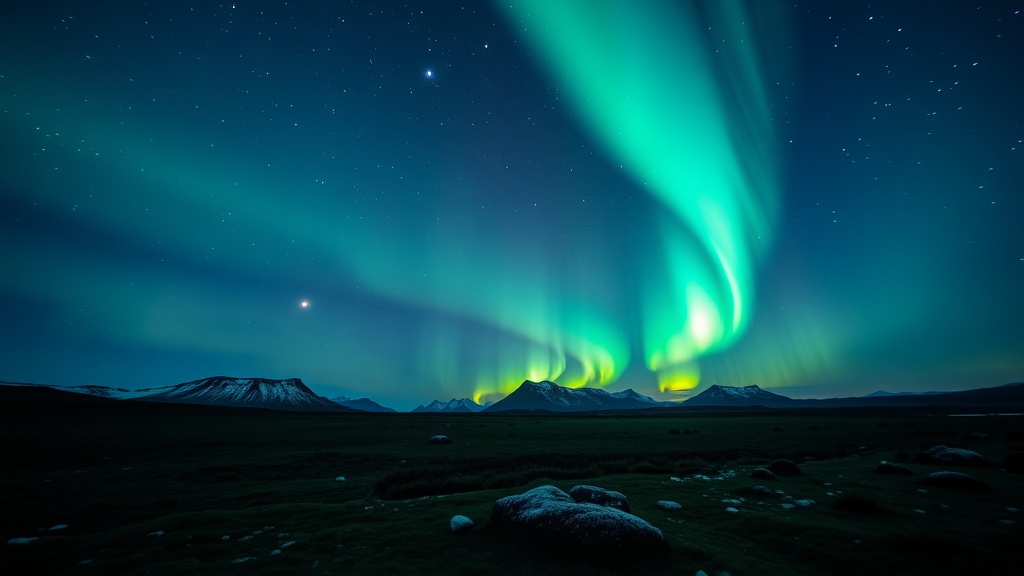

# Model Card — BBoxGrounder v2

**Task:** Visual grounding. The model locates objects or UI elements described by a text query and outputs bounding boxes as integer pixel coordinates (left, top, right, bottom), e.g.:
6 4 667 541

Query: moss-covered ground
2 390 1021 574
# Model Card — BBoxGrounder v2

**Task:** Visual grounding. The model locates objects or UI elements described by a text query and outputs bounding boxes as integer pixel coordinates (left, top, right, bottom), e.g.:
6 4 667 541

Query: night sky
2 1 1022 411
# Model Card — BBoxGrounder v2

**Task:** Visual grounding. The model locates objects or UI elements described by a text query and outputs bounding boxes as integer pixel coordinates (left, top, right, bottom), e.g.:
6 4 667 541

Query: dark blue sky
2 1 1021 410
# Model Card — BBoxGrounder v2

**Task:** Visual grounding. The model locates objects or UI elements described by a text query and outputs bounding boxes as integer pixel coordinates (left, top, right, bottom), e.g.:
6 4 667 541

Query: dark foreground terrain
2 386 1022 575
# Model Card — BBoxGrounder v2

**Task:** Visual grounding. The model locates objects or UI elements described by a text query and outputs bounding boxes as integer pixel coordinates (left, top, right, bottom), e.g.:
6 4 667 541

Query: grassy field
2 389 1022 575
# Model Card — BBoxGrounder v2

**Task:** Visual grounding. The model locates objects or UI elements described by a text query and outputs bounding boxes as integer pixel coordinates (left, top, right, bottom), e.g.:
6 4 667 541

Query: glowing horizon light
499 0 783 392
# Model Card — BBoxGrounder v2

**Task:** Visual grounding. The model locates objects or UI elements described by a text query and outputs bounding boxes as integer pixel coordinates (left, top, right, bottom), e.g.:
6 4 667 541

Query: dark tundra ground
1 386 1022 575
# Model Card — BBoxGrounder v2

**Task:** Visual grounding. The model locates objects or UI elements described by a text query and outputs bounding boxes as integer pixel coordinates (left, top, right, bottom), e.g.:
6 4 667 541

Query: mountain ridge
135 376 352 412
483 380 661 412
330 396 396 413
412 397 487 413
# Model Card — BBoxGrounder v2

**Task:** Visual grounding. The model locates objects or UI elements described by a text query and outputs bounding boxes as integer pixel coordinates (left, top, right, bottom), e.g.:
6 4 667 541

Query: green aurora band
1 1 786 404
499 0 783 394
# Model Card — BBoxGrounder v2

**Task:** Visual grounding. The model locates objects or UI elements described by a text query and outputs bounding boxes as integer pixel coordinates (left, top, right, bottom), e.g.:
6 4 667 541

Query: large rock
917 445 988 466
767 459 803 476
751 468 777 480
569 485 630 513
918 471 989 491
490 485 664 557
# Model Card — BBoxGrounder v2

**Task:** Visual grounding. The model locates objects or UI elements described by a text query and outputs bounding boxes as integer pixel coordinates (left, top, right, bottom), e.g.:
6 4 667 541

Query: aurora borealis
1 1 1022 410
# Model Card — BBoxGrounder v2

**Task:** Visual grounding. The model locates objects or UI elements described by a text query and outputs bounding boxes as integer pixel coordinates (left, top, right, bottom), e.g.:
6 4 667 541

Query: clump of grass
373 452 720 499
892 449 912 463
833 492 886 515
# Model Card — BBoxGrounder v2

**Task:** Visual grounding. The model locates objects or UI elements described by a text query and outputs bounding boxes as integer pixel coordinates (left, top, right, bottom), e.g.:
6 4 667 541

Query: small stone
725 507 739 513
794 499 814 507
429 435 452 444
912 509 926 514
7 537 38 545
47 524 68 531
998 519 1015 525
147 531 164 537
232 557 256 564
657 500 682 511
336 476 346 481
280 540 296 548
270 549 282 555
450 515 474 533
221 535 230 541
696 571 709 576
876 461 914 475
669 476 683 482
780 503 795 510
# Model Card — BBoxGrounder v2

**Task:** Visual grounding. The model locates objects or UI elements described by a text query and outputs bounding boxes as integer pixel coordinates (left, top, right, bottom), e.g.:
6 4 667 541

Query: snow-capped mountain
483 381 662 412
137 376 351 411
411 398 487 413
682 384 796 407
330 396 396 413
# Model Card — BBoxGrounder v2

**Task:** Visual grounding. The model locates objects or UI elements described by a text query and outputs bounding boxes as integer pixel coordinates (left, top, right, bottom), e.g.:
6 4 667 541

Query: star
425 69 433 79
300 299 310 309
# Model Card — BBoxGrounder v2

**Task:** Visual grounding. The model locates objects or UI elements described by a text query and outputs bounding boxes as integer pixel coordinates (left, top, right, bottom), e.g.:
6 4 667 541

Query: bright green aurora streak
500 0 783 394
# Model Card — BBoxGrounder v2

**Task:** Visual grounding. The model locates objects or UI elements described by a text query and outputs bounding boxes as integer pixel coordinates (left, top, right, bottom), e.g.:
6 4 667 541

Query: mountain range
412 398 488 413
3 378 1022 413
482 380 661 412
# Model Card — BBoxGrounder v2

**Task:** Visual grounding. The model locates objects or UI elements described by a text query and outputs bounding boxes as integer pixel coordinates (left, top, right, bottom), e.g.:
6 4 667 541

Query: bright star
300 299 310 309
425 69 433 78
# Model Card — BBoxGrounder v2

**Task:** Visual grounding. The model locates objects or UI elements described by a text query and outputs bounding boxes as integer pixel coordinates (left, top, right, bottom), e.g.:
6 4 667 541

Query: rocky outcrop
490 485 664 557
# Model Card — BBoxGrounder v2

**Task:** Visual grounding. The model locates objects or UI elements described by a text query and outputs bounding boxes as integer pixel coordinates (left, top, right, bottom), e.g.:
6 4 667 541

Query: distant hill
412 398 487 413
483 381 661 412
804 382 1024 409
0 380 146 399
136 376 352 412
682 385 798 407
863 390 946 398
330 396 396 413
678 382 1024 409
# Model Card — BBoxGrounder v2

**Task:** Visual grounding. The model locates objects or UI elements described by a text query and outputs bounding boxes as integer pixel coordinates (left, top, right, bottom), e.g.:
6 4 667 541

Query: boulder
569 485 631 513
450 515 474 534
875 461 914 475
490 485 664 557
750 468 777 480
767 459 803 476
917 471 989 491
429 435 452 444
917 445 988 466
1002 452 1024 473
